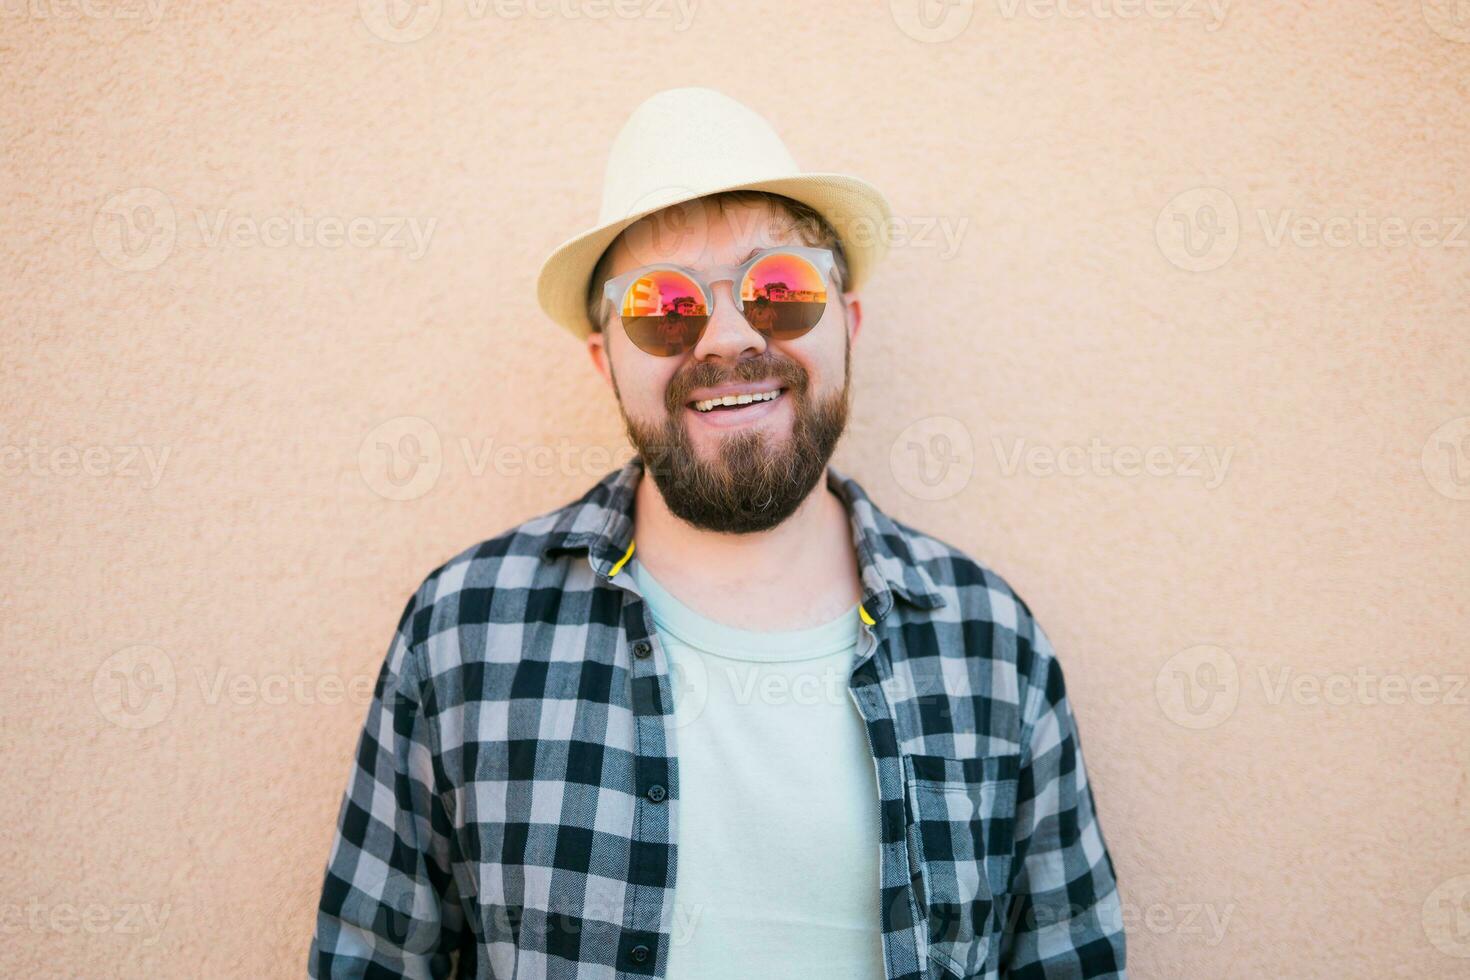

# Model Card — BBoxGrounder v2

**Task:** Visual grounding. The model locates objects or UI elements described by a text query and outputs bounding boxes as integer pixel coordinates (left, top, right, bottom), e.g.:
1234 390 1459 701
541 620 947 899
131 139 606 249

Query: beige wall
4 1 1468 976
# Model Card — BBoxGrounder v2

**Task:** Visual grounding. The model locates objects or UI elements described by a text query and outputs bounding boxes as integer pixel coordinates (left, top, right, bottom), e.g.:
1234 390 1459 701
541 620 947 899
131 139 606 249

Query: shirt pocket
901 751 1022 980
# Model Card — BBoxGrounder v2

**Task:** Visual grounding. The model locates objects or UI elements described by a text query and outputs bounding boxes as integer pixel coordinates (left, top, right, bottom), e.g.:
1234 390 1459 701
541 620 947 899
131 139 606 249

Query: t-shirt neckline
630 557 860 663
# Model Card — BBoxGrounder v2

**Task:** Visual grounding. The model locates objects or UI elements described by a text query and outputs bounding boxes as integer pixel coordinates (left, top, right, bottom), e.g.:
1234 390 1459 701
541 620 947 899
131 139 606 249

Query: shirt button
633 640 652 659
645 784 667 803
629 943 650 964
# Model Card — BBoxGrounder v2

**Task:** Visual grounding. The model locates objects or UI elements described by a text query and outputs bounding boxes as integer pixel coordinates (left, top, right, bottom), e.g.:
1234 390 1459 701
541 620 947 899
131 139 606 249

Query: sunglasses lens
741 251 828 339
619 269 709 356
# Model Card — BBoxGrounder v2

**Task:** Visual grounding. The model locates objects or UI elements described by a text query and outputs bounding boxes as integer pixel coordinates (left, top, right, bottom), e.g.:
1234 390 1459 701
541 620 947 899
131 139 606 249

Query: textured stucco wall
4 1 1468 976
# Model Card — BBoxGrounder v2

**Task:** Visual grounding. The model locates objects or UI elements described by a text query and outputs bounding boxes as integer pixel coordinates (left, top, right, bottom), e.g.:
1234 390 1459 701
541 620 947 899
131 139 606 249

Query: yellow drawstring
609 539 636 577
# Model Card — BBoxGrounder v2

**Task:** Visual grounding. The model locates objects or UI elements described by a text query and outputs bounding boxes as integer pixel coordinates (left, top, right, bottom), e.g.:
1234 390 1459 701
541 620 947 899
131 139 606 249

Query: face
587 198 863 534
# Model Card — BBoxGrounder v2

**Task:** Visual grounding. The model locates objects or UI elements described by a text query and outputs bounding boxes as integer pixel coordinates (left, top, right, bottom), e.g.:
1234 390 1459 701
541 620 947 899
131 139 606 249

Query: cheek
784 332 847 399
612 350 681 415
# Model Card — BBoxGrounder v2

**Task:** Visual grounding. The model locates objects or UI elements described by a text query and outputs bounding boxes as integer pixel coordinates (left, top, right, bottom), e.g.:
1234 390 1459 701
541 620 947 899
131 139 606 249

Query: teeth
693 389 782 413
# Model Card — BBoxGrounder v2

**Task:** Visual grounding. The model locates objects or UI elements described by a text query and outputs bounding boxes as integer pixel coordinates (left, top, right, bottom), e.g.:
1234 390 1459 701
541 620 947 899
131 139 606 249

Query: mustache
664 353 808 413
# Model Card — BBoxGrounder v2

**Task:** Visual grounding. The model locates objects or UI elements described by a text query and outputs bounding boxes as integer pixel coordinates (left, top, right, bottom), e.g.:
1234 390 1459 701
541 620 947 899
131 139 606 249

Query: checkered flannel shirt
310 455 1126 979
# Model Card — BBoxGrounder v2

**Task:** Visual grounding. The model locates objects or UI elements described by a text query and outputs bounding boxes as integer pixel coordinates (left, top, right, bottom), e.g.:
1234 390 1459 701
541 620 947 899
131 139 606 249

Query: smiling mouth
689 388 786 413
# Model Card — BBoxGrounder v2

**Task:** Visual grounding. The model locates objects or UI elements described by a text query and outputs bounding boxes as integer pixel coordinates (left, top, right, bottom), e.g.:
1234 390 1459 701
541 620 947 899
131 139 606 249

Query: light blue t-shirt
629 557 886 978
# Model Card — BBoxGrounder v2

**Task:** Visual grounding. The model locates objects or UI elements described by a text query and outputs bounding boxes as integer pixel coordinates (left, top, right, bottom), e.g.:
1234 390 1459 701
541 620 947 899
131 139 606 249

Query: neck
629 461 863 630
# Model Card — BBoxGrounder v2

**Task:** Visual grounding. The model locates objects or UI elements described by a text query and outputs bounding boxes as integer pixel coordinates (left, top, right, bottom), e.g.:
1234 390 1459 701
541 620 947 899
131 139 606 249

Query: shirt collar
539 455 946 620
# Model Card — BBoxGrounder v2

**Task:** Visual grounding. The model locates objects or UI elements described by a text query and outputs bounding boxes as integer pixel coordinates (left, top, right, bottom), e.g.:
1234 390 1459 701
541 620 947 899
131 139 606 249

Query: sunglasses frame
600 244 838 356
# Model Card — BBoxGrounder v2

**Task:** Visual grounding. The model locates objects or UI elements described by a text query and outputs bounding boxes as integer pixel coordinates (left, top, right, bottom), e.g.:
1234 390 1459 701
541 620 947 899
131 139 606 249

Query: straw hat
535 86 893 342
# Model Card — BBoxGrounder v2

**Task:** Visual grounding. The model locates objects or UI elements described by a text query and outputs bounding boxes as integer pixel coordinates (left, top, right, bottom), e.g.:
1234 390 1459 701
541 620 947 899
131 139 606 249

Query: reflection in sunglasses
618 249 830 355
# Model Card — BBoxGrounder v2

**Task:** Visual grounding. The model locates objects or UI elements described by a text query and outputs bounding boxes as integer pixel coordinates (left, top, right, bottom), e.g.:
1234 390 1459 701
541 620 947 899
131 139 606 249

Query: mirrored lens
740 251 827 339
619 268 709 356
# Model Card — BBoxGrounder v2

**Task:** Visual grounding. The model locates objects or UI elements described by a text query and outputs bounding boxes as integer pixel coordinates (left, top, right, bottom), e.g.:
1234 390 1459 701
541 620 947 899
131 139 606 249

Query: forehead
602 197 808 276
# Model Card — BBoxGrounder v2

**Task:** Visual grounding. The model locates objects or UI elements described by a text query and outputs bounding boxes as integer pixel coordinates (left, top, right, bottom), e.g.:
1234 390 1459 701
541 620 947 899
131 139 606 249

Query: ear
842 291 863 347
587 330 614 389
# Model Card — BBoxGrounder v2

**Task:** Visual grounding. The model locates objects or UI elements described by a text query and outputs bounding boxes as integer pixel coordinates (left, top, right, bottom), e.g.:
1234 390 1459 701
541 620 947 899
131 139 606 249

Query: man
310 87 1126 979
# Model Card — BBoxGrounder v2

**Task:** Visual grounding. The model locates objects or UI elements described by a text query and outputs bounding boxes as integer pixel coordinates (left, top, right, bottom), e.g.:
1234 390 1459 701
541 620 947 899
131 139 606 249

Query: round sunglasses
600 245 836 357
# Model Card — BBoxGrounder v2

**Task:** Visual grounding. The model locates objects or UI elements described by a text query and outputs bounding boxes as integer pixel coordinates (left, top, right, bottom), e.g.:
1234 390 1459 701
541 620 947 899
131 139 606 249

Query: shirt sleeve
309 590 467 978
1000 619 1127 978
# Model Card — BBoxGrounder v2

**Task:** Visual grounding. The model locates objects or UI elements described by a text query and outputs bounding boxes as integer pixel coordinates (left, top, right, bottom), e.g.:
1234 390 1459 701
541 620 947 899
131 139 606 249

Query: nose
689 280 767 362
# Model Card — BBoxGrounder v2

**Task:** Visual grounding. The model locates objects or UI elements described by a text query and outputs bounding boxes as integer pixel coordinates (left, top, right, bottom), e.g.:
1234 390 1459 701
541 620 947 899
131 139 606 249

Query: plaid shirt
310 456 1126 979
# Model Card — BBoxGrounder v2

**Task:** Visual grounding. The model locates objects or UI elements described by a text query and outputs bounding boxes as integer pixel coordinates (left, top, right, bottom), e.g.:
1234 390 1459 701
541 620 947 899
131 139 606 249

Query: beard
612 339 851 534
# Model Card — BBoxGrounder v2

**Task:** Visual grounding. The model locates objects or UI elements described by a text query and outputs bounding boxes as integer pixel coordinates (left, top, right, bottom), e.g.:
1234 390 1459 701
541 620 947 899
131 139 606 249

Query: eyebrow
613 246 778 284
663 247 765 274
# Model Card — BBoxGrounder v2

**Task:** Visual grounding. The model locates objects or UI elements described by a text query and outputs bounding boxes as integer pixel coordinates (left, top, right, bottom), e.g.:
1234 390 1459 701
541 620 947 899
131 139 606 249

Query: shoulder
389 485 600 656
886 513 1062 698
890 519 1087 759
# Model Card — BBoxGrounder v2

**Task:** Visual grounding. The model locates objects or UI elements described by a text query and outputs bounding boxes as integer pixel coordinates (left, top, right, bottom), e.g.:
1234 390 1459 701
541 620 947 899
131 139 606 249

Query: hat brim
535 173 892 343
